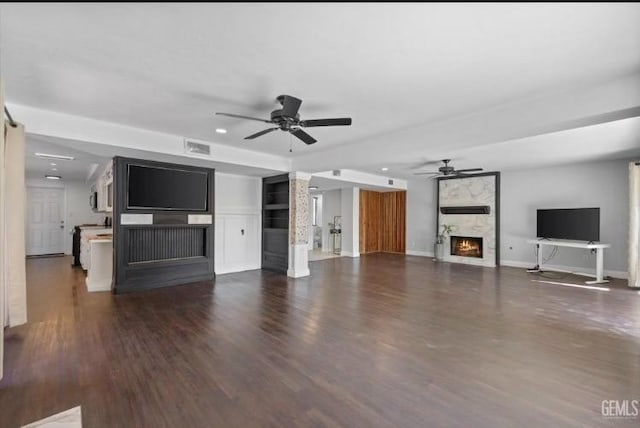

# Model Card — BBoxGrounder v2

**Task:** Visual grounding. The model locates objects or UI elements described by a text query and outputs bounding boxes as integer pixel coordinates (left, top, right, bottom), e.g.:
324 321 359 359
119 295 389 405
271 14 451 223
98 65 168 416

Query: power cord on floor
530 244 570 279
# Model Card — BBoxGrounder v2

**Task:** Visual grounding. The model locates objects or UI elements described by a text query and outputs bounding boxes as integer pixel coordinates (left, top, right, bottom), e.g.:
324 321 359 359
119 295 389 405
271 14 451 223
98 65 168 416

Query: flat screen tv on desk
536 208 600 242
127 164 208 211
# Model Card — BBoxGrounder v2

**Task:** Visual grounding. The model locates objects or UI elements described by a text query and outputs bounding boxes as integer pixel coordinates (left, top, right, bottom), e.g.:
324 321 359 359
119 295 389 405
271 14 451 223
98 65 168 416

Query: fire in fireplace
451 236 483 258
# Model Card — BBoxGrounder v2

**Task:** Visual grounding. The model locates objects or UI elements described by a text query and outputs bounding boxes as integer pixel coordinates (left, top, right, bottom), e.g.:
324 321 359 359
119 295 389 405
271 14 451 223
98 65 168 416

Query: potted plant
434 224 454 261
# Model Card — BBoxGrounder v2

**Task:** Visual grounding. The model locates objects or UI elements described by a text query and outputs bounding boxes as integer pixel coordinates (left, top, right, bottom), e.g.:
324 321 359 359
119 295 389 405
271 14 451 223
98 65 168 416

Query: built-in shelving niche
262 174 289 273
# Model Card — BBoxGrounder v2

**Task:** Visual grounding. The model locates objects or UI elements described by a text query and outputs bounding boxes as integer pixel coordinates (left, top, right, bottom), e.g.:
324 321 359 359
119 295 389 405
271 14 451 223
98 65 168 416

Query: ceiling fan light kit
216 95 352 145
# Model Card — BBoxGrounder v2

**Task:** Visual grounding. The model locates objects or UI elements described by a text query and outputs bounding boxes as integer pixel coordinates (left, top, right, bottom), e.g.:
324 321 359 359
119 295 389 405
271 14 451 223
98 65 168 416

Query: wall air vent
440 206 490 215
184 140 211 156
388 179 394 185
332 170 341 177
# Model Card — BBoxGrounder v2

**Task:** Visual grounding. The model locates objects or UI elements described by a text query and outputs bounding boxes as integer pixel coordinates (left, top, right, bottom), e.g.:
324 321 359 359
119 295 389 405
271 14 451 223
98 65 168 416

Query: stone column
288 172 311 278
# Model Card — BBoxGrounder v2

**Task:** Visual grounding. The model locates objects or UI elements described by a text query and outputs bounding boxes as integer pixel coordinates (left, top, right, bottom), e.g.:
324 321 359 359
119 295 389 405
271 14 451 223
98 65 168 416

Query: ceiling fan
216 94 352 145
413 159 483 178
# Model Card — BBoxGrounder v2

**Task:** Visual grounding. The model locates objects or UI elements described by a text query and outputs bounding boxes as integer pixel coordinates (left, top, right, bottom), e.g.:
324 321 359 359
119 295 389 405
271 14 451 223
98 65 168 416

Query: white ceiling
2 3 640 175
366 116 640 178
25 134 108 181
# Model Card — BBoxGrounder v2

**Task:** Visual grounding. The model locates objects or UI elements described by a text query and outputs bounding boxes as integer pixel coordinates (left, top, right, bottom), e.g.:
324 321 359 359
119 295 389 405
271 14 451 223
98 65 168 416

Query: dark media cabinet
262 174 289 273
113 157 215 293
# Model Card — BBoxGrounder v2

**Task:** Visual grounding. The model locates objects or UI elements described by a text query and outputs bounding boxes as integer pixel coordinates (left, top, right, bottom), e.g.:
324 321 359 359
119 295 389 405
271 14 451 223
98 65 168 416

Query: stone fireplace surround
437 173 500 267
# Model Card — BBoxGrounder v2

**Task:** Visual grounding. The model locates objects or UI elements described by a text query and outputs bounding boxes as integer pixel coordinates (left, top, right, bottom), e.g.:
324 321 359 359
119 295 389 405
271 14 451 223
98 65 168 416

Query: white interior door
27 187 65 255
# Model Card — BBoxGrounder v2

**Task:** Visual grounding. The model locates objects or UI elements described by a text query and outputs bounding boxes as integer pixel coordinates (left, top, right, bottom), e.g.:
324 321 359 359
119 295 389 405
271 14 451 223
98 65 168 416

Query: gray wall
320 189 342 252
501 159 628 272
406 178 437 255
407 159 629 273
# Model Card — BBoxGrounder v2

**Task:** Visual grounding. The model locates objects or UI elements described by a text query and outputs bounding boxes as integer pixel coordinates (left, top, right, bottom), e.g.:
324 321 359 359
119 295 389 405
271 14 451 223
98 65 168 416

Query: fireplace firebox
451 236 483 258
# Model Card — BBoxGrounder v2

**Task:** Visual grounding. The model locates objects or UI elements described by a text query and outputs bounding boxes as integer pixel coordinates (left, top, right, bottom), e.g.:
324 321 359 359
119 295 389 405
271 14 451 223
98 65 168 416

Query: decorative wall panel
438 173 499 267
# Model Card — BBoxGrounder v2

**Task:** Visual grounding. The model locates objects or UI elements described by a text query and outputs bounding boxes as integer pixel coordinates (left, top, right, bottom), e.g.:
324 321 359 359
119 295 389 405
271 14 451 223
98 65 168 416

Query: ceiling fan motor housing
270 109 300 130
439 166 455 174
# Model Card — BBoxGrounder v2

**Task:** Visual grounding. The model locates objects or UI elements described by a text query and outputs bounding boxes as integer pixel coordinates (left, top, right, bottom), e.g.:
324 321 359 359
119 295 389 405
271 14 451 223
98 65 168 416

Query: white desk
526 239 610 284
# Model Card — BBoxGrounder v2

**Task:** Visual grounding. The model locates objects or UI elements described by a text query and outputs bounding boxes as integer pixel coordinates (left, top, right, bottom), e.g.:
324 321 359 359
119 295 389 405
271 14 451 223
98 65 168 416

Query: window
312 196 319 226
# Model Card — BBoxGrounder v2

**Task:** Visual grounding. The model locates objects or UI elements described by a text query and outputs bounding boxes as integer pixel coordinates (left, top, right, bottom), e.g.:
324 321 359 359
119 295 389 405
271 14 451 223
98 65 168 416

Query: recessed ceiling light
215 128 227 134
50 162 57 166
52 167 58 171
36 153 74 161
45 175 61 180
309 186 319 190
381 167 389 172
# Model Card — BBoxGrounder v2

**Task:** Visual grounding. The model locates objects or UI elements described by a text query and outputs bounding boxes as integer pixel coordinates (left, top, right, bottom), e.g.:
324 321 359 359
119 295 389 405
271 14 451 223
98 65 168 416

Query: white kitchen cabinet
80 226 112 270
92 160 113 213
96 177 106 212
86 238 113 292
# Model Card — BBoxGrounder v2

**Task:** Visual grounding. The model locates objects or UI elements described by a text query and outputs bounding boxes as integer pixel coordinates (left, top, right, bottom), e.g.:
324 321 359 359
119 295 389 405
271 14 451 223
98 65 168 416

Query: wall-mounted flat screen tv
127 164 208 211
536 208 600 242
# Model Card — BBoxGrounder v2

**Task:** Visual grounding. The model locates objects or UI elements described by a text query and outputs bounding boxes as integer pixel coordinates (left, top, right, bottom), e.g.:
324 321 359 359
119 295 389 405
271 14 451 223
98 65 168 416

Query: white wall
320 189 342 252
340 187 360 257
214 173 261 274
501 159 629 275
308 194 323 250
406 179 438 256
64 180 107 252
26 178 105 255
405 159 630 277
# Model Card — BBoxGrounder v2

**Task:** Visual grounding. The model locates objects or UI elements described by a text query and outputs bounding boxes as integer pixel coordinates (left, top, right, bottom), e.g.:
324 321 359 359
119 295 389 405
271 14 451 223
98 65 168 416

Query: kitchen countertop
88 238 113 244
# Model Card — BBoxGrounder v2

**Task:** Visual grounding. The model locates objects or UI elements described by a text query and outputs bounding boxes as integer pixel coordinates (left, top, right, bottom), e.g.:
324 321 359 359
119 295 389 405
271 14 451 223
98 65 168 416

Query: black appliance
536 208 600 242
72 226 82 266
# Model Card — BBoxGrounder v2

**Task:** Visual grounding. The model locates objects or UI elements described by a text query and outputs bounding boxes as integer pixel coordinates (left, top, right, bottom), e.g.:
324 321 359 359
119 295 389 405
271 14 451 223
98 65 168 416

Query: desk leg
586 248 609 284
527 243 543 273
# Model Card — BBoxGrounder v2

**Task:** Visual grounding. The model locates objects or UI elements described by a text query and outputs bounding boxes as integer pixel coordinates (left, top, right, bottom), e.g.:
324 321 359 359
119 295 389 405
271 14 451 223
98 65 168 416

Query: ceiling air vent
388 179 394 185
184 140 211 156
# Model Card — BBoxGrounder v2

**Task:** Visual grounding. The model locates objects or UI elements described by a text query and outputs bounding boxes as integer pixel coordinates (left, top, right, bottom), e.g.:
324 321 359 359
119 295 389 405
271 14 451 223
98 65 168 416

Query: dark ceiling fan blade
215 112 273 123
411 159 444 170
413 171 439 176
244 128 279 140
290 128 317 145
278 95 302 118
456 168 483 173
299 118 352 127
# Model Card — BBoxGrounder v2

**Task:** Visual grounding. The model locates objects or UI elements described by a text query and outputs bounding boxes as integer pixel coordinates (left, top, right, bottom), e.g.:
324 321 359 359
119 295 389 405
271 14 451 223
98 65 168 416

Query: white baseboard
215 263 261 275
406 250 435 258
287 268 310 278
86 279 112 292
500 259 628 280
340 251 360 258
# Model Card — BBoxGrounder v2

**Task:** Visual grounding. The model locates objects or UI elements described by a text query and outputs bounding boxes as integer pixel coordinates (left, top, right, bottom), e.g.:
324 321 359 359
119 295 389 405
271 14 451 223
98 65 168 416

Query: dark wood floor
1 255 639 427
